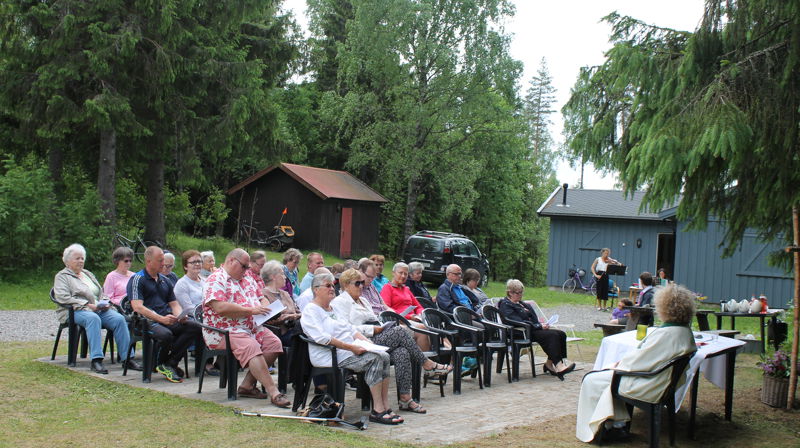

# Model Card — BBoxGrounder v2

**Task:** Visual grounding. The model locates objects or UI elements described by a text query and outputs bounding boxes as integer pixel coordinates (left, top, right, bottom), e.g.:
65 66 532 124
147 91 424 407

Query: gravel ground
1 304 612 342
0 310 61 342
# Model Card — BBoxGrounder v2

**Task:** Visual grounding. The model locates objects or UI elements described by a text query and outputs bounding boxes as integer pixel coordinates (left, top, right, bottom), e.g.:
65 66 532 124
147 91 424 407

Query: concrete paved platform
39 353 589 445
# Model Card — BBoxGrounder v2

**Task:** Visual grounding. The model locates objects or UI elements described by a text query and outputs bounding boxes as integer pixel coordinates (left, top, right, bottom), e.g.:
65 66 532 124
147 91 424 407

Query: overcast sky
280 0 706 189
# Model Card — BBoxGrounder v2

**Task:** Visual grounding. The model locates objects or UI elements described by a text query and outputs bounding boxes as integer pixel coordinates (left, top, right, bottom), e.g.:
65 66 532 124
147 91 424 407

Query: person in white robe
576 283 697 442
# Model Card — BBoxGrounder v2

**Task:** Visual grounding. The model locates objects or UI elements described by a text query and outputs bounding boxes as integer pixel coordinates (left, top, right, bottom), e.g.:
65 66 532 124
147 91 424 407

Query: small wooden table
628 286 642 302
713 310 781 353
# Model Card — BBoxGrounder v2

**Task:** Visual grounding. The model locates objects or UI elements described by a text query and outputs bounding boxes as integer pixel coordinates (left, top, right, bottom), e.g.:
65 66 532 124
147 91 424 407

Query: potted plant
757 349 792 407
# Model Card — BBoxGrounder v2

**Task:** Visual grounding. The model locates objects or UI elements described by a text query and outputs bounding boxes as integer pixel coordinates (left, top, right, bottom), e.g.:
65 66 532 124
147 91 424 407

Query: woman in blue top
281 248 302 298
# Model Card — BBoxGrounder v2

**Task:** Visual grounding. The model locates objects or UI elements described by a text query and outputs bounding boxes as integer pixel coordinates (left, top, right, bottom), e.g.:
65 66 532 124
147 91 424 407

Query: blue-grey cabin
537 186 794 308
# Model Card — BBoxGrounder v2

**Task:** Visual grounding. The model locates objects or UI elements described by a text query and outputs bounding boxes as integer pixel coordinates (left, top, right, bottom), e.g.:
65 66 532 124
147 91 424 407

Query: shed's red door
340 207 352 258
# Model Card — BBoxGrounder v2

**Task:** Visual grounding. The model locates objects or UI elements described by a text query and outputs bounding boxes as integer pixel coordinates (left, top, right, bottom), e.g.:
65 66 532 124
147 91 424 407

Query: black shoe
204 366 220 377
602 427 631 443
173 364 185 378
91 359 108 374
123 359 143 371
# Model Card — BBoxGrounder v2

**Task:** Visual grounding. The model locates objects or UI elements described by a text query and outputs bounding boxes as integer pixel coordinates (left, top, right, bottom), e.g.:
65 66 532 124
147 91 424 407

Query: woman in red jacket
380 262 425 322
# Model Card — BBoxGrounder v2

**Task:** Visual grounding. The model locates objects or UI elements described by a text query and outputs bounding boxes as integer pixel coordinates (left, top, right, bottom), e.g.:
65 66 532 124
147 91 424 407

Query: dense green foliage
0 157 109 274
562 1 800 258
0 0 558 285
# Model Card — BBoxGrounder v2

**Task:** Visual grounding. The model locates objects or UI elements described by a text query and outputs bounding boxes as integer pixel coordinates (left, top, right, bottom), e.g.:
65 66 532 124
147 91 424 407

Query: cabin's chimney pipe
562 183 568 206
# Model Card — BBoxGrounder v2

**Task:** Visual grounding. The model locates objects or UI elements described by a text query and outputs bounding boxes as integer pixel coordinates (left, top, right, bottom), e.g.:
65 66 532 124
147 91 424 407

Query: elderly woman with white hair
161 251 178 285
54 244 139 373
405 261 432 301
260 260 302 346
499 279 574 379
575 283 697 443
199 250 215 278
380 262 425 321
281 248 303 298
301 272 403 425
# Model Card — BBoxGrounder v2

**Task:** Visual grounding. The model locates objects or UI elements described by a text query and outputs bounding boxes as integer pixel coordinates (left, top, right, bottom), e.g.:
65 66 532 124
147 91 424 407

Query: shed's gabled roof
537 186 666 221
226 163 388 203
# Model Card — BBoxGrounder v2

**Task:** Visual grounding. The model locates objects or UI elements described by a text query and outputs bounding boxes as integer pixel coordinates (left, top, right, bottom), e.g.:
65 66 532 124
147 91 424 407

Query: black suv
402 231 490 286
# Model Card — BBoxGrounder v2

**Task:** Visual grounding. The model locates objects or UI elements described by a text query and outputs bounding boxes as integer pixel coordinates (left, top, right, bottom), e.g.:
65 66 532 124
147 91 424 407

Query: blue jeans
72 309 131 362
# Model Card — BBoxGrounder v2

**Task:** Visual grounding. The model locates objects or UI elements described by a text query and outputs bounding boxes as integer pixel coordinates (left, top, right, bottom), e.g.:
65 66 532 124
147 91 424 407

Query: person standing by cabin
591 248 621 311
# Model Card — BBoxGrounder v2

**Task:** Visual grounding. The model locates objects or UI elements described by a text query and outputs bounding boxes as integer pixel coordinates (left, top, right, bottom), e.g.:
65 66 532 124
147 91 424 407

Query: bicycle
114 227 162 263
562 265 597 295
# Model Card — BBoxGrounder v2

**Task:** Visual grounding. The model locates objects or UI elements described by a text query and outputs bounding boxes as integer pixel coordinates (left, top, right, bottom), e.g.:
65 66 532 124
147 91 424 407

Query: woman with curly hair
576 283 697 442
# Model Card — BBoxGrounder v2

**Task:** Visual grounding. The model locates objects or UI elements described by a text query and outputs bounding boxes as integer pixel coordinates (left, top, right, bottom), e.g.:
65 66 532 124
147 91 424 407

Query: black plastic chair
609 352 694 448
291 333 371 412
50 288 114 366
415 296 437 310
379 310 442 401
478 305 513 386
121 297 190 383
193 304 239 400
495 308 537 381
421 308 483 394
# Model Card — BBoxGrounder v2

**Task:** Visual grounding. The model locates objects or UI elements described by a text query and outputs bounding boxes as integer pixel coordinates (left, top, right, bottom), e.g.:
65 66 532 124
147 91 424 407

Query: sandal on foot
423 363 453 376
270 393 291 408
369 409 403 425
398 399 427 414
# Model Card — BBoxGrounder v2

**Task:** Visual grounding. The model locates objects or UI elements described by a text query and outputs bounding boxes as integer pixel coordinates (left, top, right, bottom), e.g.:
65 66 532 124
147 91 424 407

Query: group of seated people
53 244 577 423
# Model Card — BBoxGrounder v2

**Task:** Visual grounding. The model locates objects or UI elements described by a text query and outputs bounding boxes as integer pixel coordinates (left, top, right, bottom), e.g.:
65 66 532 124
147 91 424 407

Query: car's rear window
406 237 444 253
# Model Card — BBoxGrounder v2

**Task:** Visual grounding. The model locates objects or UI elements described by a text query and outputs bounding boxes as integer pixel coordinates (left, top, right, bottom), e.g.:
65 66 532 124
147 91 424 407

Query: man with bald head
298 252 324 294
202 248 290 406
436 264 481 314
128 246 201 383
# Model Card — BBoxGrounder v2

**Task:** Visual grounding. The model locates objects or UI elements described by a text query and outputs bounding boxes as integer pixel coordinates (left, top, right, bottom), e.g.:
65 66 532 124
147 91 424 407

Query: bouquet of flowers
757 350 792 378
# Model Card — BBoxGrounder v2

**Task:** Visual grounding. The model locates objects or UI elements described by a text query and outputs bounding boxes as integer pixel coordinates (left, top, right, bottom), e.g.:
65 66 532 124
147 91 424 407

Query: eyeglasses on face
448 271 462 276
163 264 175 269
187 260 202 265
354 280 365 287
122 259 132 263
509 290 523 295
236 259 249 270
316 283 335 289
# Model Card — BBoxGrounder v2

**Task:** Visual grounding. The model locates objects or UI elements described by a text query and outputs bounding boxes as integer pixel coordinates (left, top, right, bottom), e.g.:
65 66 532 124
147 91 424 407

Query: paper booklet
400 305 416 316
545 314 559 326
253 300 286 327
352 339 389 352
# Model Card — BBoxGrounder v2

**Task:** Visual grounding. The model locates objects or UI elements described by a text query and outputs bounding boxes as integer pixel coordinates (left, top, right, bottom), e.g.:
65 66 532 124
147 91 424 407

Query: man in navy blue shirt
128 246 200 382
436 264 481 314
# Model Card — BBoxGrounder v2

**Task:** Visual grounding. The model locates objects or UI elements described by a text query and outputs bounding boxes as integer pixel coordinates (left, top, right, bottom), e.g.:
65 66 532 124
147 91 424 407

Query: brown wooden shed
226 163 388 258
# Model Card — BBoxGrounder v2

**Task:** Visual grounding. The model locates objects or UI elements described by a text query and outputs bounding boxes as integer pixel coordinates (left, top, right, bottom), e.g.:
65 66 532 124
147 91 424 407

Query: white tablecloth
593 328 745 409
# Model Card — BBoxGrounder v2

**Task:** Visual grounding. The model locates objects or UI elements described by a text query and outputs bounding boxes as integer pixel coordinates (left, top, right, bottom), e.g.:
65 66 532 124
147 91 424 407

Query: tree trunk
215 171 230 236
788 205 799 409
97 129 116 227
144 156 166 246
398 175 422 258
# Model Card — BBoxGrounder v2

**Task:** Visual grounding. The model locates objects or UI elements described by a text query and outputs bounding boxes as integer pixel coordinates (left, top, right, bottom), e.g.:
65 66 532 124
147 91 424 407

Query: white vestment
575 326 696 442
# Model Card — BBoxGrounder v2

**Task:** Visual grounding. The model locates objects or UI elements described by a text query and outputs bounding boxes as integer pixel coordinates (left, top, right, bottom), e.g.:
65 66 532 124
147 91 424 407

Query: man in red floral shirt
202 248 290 407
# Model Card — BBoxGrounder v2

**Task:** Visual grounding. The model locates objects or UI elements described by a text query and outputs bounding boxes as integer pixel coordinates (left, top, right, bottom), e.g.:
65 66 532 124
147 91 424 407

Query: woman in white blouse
300 273 402 425
331 269 451 414
591 248 621 311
